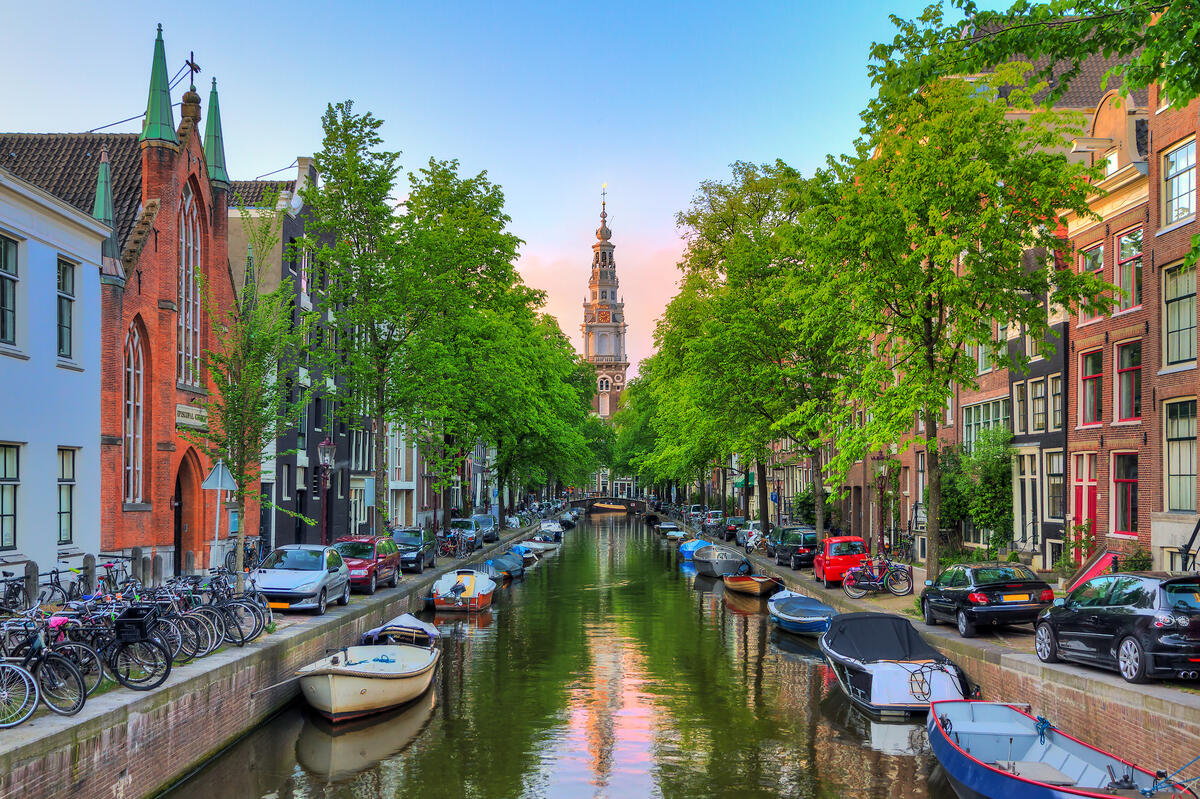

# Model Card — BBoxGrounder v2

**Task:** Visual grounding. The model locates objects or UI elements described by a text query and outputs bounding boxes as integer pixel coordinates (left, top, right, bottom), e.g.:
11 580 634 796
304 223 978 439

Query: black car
764 525 803 558
774 528 820 569
391 527 437 573
1035 572 1200 683
920 562 1053 638
722 516 746 542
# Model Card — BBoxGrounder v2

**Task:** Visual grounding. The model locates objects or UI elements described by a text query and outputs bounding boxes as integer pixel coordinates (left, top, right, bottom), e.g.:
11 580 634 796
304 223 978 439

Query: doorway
173 476 183 575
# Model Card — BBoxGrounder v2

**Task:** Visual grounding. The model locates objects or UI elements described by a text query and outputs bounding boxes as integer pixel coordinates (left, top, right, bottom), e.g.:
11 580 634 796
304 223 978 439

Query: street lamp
317 437 335 545
771 465 784 530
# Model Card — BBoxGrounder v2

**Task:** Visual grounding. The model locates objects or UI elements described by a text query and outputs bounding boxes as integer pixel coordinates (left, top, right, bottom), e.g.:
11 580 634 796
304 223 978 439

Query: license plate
268 602 289 609
1002 594 1029 602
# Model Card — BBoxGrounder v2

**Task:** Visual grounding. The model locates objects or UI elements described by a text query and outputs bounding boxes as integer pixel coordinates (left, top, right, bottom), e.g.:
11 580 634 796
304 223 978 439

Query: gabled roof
0 133 142 247
1028 53 1149 109
228 179 294 209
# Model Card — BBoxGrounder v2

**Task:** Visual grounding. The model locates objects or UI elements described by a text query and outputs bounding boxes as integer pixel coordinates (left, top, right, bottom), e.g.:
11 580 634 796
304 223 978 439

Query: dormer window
1104 149 1119 177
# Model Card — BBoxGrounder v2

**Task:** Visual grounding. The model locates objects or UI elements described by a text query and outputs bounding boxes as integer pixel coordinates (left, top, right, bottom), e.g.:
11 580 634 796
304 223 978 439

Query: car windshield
831 541 866 557
450 520 474 530
728 517 745 525
334 542 375 559
393 533 423 547
260 549 324 571
781 532 807 544
1162 583 1200 611
972 565 1037 584
472 516 494 528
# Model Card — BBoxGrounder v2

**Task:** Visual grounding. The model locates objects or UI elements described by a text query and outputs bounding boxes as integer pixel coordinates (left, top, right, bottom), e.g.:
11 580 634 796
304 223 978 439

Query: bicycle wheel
217 606 248 647
110 639 171 691
164 616 200 664
227 600 264 643
183 611 217 657
842 572 868 599
886 568 913 596
150 618 184 662
41 583 68 606
34 654 86 715
0 663 38 728
193 607 227 652
51 642 105 696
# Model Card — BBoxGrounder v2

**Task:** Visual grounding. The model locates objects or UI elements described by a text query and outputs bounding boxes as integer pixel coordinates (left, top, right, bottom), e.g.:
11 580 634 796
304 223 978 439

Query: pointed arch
123 316 149 502
178 180 204 387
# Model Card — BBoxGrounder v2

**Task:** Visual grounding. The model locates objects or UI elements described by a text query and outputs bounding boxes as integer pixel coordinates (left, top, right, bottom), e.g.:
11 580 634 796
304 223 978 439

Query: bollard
24 561 38 607
141 556 151 587
82 553 96 595
152 555 164 587
184 550 195 576
131 547 144 584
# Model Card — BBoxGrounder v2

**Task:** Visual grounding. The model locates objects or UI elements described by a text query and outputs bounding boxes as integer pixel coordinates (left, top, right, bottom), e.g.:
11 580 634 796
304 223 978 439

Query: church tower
581 194 628 418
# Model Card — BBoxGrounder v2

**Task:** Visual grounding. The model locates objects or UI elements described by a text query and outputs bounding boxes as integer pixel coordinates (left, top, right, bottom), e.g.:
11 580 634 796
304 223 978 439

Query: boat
539 520 564 540
430 569 498 612
722 574 783 595
767 590 837 636
297 617 440 722
693 545 750 578
664 526 688 541
520 535 560 552
819 612 971 717
927 700 1190 798
511 544 539 569
678 538 712 560
657 522 681 537
296 689 437 781
360 613 440 646
481 551 525 581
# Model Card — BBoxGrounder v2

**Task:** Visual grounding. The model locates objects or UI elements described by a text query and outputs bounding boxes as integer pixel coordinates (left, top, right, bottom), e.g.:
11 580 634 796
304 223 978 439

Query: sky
0 0 941 375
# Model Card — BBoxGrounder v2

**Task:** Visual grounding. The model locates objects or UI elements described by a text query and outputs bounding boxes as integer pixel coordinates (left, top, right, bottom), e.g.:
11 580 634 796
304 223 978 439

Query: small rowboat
928 700 1191 798
767 590 836 636
297 643 439 723
678 538 712 560
693 545 750 578
430 569 497 612
722 574 783 596
520 536 560 553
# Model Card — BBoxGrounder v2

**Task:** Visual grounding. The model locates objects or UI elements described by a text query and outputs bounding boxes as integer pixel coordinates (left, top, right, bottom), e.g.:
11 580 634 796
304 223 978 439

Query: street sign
770 491 778 503
202 460 237 492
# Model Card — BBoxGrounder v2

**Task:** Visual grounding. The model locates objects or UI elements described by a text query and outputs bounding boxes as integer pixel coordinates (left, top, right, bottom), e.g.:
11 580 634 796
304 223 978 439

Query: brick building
0 26 248 574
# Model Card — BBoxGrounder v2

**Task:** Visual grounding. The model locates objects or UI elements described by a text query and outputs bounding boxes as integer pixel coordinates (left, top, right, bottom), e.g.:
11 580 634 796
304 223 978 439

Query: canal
164 512 954 799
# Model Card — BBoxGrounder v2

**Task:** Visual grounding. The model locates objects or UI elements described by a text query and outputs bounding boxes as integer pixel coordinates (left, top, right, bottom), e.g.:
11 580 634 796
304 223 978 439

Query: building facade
580 199 628 418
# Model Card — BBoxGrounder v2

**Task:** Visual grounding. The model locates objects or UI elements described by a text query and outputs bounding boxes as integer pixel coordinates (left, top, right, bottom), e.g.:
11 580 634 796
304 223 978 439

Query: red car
813 536 869 588
333 536 402 595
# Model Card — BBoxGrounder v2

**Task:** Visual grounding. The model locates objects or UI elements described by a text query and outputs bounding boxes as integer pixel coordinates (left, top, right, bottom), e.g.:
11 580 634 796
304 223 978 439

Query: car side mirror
329 566 339 573
1053 597 1065 607
924 580 933 587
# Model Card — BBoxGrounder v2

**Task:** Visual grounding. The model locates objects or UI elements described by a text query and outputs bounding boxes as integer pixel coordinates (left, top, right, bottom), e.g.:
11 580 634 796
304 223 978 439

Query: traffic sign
202 459 237 491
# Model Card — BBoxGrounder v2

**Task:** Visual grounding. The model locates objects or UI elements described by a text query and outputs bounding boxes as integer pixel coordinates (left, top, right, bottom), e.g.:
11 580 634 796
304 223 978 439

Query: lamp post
317 437 336 546
771 465 784 530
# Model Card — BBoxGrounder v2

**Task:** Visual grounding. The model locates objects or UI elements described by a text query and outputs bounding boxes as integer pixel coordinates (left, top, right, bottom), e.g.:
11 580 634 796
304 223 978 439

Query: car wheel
790 554 799 571
1118 636 1149 684
365 573 377 595
389 567 399 588
417 556 425 574
315 589 327 616
957 610 977 638
923 599 938 626
338 581 351 606
1035 622 1060 663
775 552 783 565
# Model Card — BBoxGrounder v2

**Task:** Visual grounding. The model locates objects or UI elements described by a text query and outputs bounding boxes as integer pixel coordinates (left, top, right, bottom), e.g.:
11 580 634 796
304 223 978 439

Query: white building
386 423 419 528
0 166 109 570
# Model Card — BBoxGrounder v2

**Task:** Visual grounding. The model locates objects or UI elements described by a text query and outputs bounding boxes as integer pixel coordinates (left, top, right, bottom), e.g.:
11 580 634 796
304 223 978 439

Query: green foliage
969 428 1016 557
1006 551 1022 563
1122 544 1153 572
793 482 836 527
932 446 970 529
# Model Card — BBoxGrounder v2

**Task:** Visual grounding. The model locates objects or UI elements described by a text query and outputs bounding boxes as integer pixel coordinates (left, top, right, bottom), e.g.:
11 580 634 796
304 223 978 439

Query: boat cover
822 612 944 663
360 614 440 645
771 592 835 618
678 539 711 556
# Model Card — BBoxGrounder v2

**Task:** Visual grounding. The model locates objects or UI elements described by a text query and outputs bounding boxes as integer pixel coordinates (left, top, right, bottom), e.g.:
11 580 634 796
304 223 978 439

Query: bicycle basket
114 604 158 642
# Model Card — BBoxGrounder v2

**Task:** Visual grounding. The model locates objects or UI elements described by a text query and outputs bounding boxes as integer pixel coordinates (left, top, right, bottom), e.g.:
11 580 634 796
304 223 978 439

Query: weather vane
186 51 201 90
601 182 607 207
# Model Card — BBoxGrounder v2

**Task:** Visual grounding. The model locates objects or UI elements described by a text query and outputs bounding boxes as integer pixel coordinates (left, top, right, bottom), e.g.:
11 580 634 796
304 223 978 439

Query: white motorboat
297 644 440 723
520 536 561 552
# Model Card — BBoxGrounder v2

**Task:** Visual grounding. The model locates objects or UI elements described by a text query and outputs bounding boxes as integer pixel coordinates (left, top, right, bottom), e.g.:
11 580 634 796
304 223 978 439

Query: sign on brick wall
175 403 208 430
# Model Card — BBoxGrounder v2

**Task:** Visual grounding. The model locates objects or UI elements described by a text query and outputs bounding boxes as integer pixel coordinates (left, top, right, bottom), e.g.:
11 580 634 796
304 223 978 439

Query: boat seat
992 761 1075 786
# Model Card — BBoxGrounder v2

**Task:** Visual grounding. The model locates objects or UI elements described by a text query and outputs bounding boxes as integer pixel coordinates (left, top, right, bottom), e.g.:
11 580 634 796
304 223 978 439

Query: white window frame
1013 381 1027 435
177 184 202 387
1163 137 1196 226
1029 377 1047 432
1043 449 1065 521
0 234 19 348
123 325 144 503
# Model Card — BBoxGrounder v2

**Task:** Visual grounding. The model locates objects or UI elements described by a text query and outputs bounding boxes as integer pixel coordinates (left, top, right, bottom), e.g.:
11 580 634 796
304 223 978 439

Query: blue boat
928 700 1187 798
678 538 711 560
767 590 836 636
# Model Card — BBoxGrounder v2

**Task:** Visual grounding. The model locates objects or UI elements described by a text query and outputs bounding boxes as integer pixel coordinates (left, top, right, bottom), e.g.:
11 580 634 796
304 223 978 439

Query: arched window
599 377 610 392
177 184 202 386
124 324 144 502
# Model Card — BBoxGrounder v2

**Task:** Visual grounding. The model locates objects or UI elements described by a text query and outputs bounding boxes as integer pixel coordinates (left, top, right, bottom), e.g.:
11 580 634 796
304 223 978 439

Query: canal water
164 512 953 799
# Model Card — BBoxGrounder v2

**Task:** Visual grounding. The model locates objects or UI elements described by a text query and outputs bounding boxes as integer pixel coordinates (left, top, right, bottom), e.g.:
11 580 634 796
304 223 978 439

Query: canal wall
0 522 546 799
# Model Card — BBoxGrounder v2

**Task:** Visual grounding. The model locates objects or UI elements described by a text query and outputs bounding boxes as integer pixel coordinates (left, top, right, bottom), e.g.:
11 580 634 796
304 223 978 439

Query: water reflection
166 512 952 799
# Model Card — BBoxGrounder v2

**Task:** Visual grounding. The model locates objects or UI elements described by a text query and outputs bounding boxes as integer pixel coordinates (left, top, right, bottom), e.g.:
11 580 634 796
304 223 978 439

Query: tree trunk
756 460 770 536
721 464 727 516
234 492 247 593
373 405 387 534
699 467 707 509
497 463 509 527
741 469 750 518
812 448 825 539
925 406 942 578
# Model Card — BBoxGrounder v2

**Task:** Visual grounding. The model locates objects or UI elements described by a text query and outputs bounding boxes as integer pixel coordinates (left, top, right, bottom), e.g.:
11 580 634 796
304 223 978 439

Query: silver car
255 544 351 615
735 520 763 547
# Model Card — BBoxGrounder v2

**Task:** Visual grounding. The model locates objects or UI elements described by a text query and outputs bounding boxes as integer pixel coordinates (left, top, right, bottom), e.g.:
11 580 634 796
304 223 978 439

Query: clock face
598 310 612 323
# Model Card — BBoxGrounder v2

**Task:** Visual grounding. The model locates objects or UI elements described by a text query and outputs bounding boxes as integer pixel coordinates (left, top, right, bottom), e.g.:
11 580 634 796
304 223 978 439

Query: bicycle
224 537 269 574
1 600 87 716
40 565 90 605
842 555 913 598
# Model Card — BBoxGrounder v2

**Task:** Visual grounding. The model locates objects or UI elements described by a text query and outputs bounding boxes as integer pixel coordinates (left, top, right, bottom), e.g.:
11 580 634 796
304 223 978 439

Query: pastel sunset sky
1 0 941 374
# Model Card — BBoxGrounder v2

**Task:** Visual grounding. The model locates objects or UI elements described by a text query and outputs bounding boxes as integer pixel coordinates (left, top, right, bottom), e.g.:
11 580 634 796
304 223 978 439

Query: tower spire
204 78 230 186
139 24 179 145
92 144 125 280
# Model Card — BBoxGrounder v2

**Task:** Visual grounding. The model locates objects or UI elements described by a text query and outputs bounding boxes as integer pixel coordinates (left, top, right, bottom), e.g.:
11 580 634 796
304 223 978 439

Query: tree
825 65 1111 576
185 192 310 587
966 426 1016 557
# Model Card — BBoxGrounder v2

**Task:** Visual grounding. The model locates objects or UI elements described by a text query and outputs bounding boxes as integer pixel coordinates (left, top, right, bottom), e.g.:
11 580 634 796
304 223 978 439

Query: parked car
774 527 821 570
449 518 483 550
702 510 724 533
920 562 1054 638
687 504 703 524
812 536 868 588
722 516 746 541
333 535 402 595
472 513 499 543
255 544 351 615
736 520 763 548
392 527 436 572
1035 572 1200 683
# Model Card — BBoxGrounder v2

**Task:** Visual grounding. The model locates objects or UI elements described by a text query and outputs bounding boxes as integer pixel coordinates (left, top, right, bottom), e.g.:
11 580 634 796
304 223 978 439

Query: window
1081 246 1104 322
123 325 144 503
1164 139 1196 224
0 445 17 549
281 463 292 501
58 448 74 545
1050 375 1063 429
297 466 308 493
1081 350 1102 425
1046 451 1065 519
973 340 990 374
299 247 309 296
0 235 16 345
1073 453 1098 548
961 397 1010 453
1113 453 1138 535
1030 379 1047 432
599 377 610 392
297 403 308 451
1166 399 1197 512
1014 383 1027 434
177 185 202 386
1024 325 1039 360
56 259 74 358
1116 229 1142 311
1164 263 1196 365
1104 149 1119 177
1117 342 1141 421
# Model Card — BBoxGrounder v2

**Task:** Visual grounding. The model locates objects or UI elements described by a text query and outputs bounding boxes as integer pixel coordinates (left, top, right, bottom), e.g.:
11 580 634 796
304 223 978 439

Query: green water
164 513 951 799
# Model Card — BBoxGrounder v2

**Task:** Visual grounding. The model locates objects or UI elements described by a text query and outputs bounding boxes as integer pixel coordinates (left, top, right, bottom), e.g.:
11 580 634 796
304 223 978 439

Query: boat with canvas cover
693 545 750 578
678 538 712 560
819 612 971 717
520 535 560 552
430 569 498 612
767 590 836 635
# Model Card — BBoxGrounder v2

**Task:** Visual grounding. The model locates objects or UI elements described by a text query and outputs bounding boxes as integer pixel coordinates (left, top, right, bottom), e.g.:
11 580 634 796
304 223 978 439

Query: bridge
567 496 647 514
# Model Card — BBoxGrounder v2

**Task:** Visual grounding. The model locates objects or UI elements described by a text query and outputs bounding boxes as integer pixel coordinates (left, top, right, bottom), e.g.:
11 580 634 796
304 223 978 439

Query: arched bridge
568 497 647 514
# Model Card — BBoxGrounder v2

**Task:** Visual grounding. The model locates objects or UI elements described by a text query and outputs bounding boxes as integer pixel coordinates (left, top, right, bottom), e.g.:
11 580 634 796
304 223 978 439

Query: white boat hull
298 644 440 722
